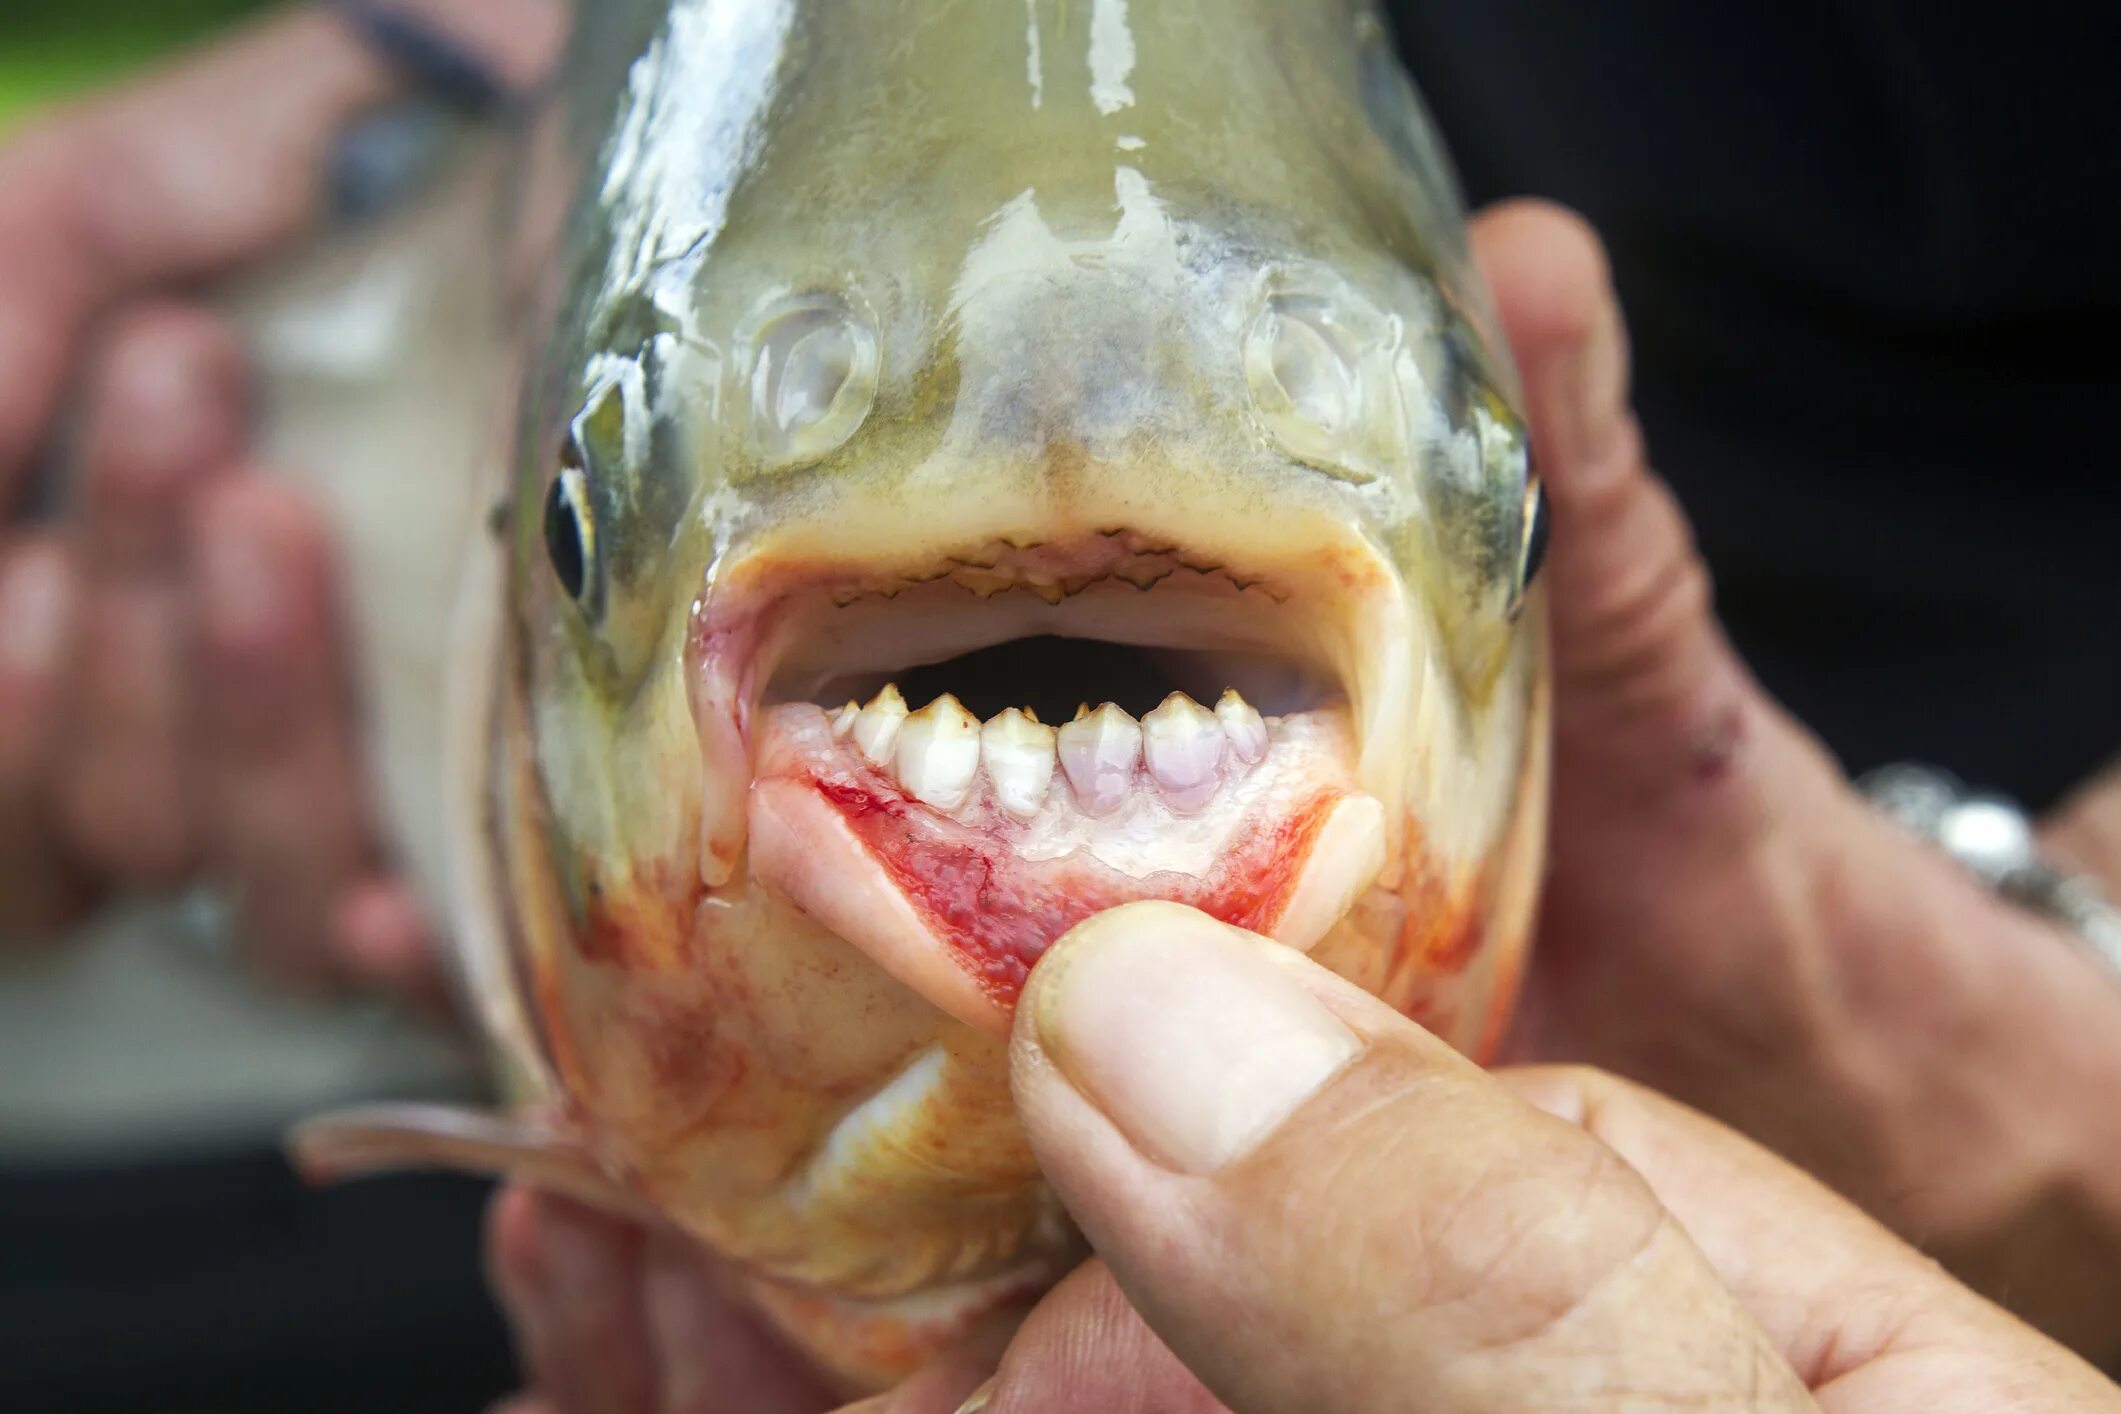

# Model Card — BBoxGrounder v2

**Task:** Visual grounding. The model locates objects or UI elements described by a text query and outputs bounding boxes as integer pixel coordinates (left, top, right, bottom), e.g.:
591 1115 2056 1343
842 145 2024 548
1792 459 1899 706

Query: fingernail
1034 902 1361 1174
0 545 73 676
954 1378 997 1413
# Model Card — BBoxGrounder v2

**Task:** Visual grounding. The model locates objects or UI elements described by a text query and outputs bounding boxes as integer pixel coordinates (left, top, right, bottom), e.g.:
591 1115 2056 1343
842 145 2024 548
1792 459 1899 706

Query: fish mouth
695 529 1413 1035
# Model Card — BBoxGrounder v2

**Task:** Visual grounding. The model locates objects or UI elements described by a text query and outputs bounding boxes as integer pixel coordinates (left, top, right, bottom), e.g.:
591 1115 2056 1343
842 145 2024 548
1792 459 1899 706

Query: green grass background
0 0 276 131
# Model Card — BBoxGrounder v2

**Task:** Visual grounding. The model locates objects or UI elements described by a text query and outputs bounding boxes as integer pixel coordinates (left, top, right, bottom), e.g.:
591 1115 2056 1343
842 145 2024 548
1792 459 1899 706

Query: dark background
1392 0 2120 812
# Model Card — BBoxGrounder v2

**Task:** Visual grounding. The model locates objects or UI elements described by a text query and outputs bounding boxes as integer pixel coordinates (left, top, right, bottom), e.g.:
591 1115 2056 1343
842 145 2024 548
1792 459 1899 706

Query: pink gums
790 760 1341 1006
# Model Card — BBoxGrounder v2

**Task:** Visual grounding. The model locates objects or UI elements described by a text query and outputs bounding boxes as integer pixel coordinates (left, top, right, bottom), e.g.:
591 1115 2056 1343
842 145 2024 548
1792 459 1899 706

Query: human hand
2046 758 2121 889
0 301 415 996
490 901 2118 1413
0 2 564 997
1474 201 2121 1357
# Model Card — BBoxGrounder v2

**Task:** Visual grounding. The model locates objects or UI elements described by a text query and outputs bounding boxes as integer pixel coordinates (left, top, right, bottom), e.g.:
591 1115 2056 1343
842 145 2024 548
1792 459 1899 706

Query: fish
283 0 1551 1389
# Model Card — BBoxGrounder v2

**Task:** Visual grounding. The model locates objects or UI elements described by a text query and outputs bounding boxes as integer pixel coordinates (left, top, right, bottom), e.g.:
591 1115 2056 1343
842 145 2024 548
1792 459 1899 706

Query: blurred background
1 1 271 130
1 6 521 1414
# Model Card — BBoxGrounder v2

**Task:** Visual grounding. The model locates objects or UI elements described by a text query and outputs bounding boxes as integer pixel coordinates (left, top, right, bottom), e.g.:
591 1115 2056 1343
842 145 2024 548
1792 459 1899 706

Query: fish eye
1512 478 1549 613
1522 479 1549 584
544 436 594 604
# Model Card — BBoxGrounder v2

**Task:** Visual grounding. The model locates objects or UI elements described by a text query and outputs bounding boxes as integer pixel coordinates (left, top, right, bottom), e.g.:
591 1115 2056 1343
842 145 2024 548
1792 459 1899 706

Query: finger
74 304 249 568
1010 901 1807 1414
191 475 374 989
0 537 93 934
959 1262 1222 1414
58 304 246 883
642 1231 841 1414
0 11 395 502
333 876 458 1017
2042 755 2121 890
1469 201 1765 800
829 1354 994 1414
487 1187 658 1414
1497 1066 2121 1412
828 1332 1011 1414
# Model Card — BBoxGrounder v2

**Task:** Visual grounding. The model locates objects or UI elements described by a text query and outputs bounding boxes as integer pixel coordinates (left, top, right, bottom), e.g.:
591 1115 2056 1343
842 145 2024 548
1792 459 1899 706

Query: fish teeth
981 708 1057 821
894 693 981 810
1057 703 1142 817
852 684 908 766
844 688 1262 817
1142 692 1225 812
1215 688 1269 764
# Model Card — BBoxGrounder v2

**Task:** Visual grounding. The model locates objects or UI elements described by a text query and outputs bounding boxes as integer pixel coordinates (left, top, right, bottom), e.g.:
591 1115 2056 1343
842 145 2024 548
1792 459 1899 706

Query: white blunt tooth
1142 693 1225 812
1058 703 1141 817
894 693 981 809
853 684 908 766
981 708 1057 821
830 701 861 738
1215 689 1268 764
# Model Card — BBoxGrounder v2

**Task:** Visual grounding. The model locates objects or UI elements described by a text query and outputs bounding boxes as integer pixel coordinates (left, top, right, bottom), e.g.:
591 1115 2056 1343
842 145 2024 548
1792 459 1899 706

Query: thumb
1007 901 1808 1414
1471 201 1766 798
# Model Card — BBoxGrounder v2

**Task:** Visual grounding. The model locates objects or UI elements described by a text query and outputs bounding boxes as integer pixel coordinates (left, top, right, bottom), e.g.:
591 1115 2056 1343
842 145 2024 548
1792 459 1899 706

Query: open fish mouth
697 529 1408 1035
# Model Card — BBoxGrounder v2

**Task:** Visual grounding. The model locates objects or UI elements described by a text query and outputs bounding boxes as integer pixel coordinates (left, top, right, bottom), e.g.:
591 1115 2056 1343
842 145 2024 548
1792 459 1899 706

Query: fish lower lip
745 699 1385 1032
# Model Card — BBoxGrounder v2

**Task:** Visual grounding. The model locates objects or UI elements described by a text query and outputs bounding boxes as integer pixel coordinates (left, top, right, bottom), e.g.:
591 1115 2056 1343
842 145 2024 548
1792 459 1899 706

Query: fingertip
0 536 79 687
0 541 94 935
643 1231 848 1414
191 474 336 673
1013 901 1204 1041
977 1262 1213 1414
1469 198 1633 479
534 1189 645 1282
333 877 450 1010
1016 901 1362 1177
519 1191 657 1414
484 1198 559 1404
485 1184 550 1307
81 302 248 524
1470 199 1614 357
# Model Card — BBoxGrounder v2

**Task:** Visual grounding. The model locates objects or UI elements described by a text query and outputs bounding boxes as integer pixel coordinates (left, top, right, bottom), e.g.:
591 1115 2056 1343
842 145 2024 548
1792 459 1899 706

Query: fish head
493 0 1549 1384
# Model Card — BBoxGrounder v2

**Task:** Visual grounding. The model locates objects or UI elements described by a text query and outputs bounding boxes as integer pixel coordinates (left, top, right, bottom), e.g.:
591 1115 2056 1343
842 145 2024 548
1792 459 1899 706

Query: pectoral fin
287 1103 656 1222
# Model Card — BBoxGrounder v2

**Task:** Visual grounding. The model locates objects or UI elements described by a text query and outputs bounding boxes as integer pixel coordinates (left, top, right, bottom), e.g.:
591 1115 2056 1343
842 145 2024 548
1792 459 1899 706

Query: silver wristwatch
1858 764 2121 980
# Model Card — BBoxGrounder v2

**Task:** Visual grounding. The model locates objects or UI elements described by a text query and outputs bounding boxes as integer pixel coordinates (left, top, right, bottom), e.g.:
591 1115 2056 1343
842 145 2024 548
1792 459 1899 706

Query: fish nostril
742 291 879 469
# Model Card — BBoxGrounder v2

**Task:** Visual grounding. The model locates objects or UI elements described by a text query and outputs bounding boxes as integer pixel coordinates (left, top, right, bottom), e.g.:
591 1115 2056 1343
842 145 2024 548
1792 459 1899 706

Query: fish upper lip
689 525 1417 897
